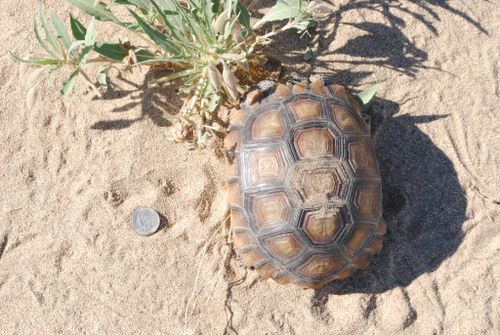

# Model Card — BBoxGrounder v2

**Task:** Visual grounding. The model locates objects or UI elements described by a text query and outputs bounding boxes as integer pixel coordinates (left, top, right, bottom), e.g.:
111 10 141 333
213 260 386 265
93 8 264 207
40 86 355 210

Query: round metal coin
131 207 160 236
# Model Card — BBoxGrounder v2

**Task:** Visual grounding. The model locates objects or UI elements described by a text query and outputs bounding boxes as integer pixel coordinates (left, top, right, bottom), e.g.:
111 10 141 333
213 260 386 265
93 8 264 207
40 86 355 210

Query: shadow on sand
90 69 181 131
311 97 466 307
265 0 487 81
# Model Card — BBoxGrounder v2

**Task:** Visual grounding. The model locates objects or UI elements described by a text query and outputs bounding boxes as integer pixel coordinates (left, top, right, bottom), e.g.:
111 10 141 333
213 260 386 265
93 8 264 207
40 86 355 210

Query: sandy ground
1 0 499 334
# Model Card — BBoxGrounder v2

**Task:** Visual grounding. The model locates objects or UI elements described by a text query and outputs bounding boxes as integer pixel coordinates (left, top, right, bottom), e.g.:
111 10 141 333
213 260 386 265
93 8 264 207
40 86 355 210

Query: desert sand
0 0 499 334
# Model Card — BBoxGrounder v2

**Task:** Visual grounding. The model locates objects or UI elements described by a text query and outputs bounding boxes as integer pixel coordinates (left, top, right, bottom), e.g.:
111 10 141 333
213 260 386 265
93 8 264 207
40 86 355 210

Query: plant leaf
114 0 151 11
69 14 87 40
128 9 180 54
97 68 108 87
157 0 185 34
50 11 72 49
66 0 123 25
236 2 251 33
60 69 79 96
84 19 96 46
9 52 60 65
253 0 305 29
355 84 379 109
38 1 60 57
93 43 154 62
34 17 58 58
149 0 181 41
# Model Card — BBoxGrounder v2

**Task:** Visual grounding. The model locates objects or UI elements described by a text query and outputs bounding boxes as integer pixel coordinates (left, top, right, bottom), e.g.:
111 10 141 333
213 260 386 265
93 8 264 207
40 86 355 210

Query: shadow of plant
266 0 488 80
90 69 182 130
311 96 466 305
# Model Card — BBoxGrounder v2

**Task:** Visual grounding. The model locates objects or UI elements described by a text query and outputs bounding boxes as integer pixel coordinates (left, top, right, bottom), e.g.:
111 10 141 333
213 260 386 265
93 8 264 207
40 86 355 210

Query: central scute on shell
225 80 386 288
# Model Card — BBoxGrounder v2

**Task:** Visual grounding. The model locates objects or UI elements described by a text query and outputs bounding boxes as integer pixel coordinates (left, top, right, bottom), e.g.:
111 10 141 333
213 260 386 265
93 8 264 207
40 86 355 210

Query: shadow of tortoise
311 96 466 306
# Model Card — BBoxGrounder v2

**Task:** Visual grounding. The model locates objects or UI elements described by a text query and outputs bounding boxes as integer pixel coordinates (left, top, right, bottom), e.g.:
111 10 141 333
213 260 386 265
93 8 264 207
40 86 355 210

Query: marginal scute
354 183 381 221
310 79 328 95
240 249 266 267
233 230 255 250
293 84 306 93
349 140 377 174
294 128 335 159
353 252 373 270
345 226 372 255
289 99 321 122
266 234 302 259
332 107 363 133
366 235 383 254
302 281 328 289
256 262 276 280
229 108 246 124
226 159 238 178
274 83 291 99
227 182 241 206
223 130 239 151
377 220 387 234
230 208 247 228
329 84 350 105
251 111 285 140
335 267 356 280
273 274 293 285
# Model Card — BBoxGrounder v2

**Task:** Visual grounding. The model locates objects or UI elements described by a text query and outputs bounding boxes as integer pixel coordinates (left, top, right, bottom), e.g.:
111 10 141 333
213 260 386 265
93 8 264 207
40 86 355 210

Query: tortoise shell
224 79 386 288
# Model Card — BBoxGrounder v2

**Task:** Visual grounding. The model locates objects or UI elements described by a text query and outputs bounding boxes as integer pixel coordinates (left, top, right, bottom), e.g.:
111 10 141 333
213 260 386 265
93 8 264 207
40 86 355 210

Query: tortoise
224 78 386 288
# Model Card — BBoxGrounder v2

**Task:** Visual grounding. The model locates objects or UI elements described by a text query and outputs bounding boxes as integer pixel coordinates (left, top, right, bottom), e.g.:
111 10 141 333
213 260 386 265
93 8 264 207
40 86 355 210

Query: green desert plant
13 0 331 146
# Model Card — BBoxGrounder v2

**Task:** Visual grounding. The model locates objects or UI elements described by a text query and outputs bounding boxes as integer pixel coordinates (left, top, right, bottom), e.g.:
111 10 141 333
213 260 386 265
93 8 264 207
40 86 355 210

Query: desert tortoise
224 78 386 288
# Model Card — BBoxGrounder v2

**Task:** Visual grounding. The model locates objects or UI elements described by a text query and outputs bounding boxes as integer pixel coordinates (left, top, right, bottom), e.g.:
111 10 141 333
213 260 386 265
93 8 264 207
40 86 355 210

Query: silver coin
131 207 160 236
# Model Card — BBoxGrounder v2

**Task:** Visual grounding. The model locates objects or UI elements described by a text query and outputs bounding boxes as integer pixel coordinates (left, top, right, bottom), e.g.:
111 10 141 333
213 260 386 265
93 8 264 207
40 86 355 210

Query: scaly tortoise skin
224 79 386 288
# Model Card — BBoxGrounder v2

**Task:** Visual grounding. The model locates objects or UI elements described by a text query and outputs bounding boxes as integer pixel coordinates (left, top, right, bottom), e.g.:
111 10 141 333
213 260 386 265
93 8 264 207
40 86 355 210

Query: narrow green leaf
149 67 200 85
114 0 151 11
50 11 72 49
236 2 251 33
10 52 60 65
38 1 60 57
149 0 180 40
66 0 123 25
128 9 180 54
93 43 154 62
60 69 79 96
355 84 379 109
34 18 58 58
157 0 185 33
93 43 127 60
69 14 87 40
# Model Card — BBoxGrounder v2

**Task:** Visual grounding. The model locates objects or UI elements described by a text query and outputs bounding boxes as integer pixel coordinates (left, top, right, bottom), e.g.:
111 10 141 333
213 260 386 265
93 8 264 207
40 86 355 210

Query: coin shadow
311 96 466 303
156 212 170 234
